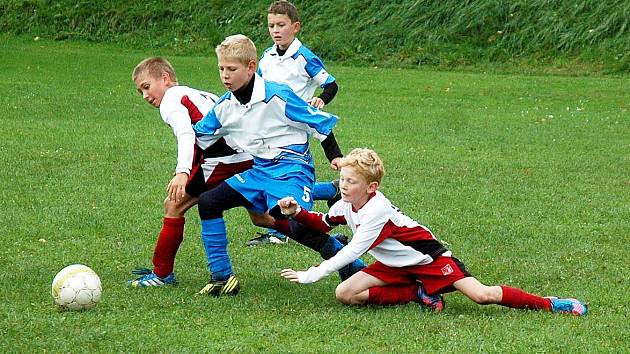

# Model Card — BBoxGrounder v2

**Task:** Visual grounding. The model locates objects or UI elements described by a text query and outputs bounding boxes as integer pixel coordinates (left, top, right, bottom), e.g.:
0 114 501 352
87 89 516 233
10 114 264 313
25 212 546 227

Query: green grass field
1 36 628 352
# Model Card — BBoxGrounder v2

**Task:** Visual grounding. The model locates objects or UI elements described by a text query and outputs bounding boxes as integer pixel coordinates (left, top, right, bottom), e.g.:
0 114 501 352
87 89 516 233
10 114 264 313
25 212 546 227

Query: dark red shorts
185 159 253 197
362 256 472 295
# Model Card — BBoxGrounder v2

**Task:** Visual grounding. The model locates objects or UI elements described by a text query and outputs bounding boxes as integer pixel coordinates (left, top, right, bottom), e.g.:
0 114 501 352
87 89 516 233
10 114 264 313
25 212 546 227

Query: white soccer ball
51 264 102 311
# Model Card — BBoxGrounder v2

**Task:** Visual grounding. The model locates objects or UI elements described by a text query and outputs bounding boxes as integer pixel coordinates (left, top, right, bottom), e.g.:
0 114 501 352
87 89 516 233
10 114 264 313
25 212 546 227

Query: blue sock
313 182 337 200
200 218 232 281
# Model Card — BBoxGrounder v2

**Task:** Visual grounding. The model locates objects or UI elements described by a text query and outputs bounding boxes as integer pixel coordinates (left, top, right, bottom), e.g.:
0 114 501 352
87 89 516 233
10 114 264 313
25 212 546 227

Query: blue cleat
417 283 444 312
127 267 176 288
547 297 588 316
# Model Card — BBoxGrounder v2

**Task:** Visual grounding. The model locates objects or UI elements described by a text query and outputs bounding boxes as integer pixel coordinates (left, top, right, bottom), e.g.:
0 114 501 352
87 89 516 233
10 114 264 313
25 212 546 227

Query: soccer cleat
327 179 341 208
246 232 288 247
417 283 444 312
197 274 241 296
547 297 588 316
127 267 176 288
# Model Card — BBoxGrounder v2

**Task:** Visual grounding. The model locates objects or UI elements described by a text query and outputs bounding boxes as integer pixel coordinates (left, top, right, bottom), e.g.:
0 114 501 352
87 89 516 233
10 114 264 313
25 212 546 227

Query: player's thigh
336 269 386 297
247 211 275 228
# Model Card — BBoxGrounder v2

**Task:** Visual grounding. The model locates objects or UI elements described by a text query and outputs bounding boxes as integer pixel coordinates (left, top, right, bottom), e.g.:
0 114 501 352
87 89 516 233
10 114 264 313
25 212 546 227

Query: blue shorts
225 161 315 214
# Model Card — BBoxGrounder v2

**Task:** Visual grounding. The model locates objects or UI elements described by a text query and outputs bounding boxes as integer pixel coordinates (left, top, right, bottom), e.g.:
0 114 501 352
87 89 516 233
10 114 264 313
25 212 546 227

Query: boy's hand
277 197 299 217
280 269 300 283
308 97 325 109
330 157 342 170
167 173 188 202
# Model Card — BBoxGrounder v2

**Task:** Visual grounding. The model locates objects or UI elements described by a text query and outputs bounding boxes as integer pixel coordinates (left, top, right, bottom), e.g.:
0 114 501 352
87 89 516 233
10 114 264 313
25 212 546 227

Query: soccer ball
51 264 102 311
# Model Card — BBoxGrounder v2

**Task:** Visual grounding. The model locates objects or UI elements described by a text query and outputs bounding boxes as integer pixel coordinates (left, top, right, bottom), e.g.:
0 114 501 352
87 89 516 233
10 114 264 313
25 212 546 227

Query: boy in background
248 0 341 246
279 148 588 316
192 35 364 296
128 57 273 287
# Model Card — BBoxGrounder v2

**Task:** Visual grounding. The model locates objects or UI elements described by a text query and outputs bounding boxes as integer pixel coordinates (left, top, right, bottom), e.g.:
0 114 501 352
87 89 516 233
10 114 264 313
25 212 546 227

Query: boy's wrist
174 168 191 176
284 206 301 218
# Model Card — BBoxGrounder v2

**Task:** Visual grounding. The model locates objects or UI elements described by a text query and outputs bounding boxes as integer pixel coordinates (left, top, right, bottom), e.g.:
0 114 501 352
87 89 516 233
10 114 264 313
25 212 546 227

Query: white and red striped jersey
159 85 251 175
292 191 450 283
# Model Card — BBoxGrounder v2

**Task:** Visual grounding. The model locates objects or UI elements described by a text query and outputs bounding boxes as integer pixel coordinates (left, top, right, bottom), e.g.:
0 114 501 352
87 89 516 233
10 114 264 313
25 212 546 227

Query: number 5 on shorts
301 186 312 203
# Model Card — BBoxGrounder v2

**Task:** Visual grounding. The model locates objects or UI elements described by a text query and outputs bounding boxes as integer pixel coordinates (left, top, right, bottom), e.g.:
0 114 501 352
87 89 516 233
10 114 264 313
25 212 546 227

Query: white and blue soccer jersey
257 38 335 101
192 75 338 213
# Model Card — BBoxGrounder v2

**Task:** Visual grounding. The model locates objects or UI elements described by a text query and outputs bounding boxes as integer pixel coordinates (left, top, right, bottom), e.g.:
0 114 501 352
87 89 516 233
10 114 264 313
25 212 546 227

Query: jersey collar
249 74 266 105
273 37 302 58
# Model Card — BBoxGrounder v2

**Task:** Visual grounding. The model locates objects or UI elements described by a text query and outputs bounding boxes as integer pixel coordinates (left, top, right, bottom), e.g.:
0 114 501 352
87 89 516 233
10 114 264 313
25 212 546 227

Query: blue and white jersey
193 74 338 175
257 38 335 101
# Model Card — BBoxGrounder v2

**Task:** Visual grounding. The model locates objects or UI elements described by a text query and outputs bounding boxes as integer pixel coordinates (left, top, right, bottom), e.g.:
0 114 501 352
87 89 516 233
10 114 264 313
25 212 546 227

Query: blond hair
215 34 257 66
132 57 177 83
341 148 385 184
268 1 300 23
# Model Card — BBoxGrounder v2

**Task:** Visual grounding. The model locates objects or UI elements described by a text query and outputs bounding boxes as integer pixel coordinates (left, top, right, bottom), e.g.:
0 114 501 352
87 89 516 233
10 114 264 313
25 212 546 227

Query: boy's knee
335 283 355 305
163 197 177 213
469 287 500 305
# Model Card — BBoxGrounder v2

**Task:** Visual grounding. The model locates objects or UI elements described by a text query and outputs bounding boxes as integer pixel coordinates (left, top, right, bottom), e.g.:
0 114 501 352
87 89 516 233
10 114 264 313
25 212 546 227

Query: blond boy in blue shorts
192 35 364 296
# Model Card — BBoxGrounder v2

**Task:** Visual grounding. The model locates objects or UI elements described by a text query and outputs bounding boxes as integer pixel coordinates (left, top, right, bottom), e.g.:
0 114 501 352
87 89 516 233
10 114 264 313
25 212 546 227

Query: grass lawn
0 35 628 353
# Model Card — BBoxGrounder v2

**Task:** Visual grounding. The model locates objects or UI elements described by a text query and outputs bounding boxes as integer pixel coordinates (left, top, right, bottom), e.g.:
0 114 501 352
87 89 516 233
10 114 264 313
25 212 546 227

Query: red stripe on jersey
326 215 347 227
388 224 435 244
367 221 395 251
180 95 204 123
367 221 441 253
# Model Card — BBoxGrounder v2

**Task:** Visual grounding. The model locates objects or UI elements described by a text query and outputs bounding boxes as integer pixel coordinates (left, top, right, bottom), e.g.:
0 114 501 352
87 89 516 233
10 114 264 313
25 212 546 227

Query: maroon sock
152 217 185 278
368 284 418 305
500 285 552 311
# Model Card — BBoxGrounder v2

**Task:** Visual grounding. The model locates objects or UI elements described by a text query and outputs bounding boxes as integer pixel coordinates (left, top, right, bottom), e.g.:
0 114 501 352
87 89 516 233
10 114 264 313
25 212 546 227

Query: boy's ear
247 59 257 74
367 181 379 193
293 21 301 33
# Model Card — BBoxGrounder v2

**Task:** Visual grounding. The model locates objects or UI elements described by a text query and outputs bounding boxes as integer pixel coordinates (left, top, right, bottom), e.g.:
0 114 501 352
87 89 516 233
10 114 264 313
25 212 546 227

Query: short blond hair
215 34 257 66
341 148 385 184
132 57 177 83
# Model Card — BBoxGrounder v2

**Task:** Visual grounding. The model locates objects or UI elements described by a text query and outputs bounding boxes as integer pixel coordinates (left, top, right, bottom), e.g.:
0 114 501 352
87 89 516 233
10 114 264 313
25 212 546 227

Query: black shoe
197 274 240 296
245 232 288 246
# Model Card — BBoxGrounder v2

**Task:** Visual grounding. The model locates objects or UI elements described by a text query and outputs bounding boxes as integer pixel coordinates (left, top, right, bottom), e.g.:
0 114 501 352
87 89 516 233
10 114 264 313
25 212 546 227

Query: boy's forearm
293 208 333 233
321 131 343 162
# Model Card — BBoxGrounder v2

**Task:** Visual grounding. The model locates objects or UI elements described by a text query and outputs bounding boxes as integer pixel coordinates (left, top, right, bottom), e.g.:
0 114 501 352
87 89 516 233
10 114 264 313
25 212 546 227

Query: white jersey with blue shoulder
257 38 335 101
193 74 337 169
